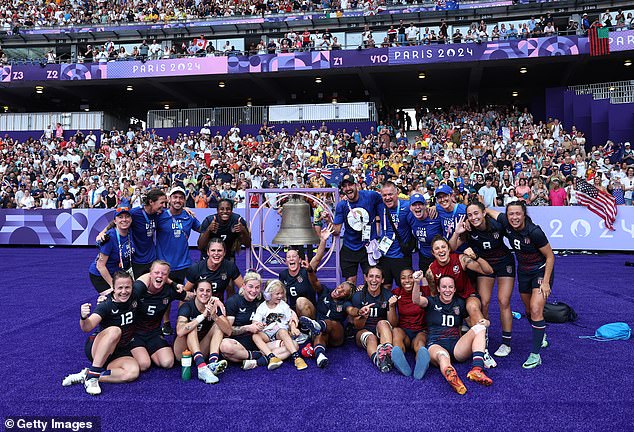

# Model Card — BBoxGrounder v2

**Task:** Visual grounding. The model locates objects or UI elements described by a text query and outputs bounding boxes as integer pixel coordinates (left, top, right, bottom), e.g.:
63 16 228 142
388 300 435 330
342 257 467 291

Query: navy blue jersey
199 213 248 259
333 190 382 251
88 228 134 276
279 268 316 309
316 286 353 322
351 287 392 330
464 216 512 266
129 206 158 265
225 294 261 326
177 300 222 338
425 296 467 346
377 200 412 258
497 213 549 274
407 213 443 258
186 259 241 299
156 209 201 271
92 294 139 347
436 203 467 252
134 280 187 335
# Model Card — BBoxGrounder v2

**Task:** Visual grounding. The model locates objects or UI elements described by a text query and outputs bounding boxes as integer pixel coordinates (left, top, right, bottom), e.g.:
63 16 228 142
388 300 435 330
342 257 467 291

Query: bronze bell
272 196 320 245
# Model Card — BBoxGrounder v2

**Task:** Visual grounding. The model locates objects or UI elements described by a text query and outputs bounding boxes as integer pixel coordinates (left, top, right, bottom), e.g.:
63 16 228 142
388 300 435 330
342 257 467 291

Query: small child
252 280 308 370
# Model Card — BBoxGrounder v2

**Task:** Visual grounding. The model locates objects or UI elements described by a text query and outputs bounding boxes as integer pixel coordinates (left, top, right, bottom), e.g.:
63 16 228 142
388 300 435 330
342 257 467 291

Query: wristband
306 267 314 273
195 314 205 324
81 314 88 320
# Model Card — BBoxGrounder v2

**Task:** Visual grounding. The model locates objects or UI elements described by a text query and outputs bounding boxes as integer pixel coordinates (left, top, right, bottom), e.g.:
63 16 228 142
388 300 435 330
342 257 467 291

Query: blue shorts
518 269 554 294
480 256 516 279
130 331 170 355
403 328 426 342
427 338 458 359
232 334 258 352
85 333 132 364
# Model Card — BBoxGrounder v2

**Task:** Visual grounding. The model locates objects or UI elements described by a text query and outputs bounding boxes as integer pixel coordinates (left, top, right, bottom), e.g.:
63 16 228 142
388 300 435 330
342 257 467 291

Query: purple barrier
1 206 633 250
3 31 633 83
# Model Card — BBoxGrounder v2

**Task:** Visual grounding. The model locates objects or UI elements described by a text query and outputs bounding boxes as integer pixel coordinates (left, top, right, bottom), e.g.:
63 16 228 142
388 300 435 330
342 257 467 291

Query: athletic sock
371 352 378 367
193 351 206 367
314 344 326 357
531 319 546 354
87 366 104 380
256 356 269 367
502 331 512 347
318 320 327 332
472 351 485 369
208 353 220 364
291 351 299 360
250 351 263 360
101 370 111 377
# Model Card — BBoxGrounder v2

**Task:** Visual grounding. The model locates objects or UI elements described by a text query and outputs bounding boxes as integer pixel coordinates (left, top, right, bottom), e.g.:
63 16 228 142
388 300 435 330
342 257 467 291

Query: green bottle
181 350 192 381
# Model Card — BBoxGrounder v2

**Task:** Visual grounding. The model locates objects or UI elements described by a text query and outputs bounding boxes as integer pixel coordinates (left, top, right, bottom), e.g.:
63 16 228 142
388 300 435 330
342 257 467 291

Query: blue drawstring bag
579 322 631 341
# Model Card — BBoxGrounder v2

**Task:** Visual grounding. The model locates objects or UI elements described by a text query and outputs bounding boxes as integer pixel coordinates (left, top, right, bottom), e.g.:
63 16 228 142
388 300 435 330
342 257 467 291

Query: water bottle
512 311 522 320
181 349 192 381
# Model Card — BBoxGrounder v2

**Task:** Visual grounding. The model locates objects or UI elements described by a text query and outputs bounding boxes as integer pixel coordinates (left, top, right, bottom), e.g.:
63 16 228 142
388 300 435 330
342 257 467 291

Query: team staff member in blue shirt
97 188 168 278
407 193 443 273
377 181 413 289
329 173 382 285
434 185 467 253
156 187 202 335
88 206 135 293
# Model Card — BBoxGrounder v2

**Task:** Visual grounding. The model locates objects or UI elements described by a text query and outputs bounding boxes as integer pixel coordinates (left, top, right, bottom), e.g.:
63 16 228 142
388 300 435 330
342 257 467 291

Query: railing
569 80 634 104
147 102 376 128
0 111 106 132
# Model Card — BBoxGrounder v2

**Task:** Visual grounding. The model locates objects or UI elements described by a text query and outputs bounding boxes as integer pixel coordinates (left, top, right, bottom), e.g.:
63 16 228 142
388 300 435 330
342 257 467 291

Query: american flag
575 178 617 230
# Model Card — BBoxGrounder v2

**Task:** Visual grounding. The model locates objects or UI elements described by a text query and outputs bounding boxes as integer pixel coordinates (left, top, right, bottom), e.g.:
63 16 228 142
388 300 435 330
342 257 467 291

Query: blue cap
434 184 454 196
114 206 131 217
410 193 426 205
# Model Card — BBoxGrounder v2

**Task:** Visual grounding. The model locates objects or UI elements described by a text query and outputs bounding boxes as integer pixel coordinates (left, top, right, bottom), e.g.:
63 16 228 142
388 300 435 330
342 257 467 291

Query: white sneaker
494 344 512 357
461 324 470 334
294 332 309 344
84 377 101 395
242 359 258 370
483 349 497 369
208 360 228 375
198 366 219 384
62 368 87 387
316 353 329 368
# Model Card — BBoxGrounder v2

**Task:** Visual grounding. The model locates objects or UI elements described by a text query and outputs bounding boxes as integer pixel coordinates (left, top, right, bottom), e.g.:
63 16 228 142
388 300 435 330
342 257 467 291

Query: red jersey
393 286 429 332
429 253 475 298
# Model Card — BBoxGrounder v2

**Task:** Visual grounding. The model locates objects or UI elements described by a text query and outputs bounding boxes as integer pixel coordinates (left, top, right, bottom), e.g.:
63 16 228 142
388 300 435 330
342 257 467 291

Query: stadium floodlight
421 95 428 101
512 91 519 97
315 77 322 83
418 72 426 79
219 81 226 88
625 60 632 67
519 67 527 74
126 85 133 91
35 86 44 94
164 104 170 110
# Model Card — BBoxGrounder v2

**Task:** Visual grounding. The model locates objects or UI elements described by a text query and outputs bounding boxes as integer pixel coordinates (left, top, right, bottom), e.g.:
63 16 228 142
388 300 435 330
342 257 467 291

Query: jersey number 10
442 314 455 327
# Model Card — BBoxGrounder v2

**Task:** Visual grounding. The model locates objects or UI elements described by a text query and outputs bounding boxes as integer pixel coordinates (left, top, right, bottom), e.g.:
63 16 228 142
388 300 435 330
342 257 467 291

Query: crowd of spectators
1 7 632 65
1 105 633 211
